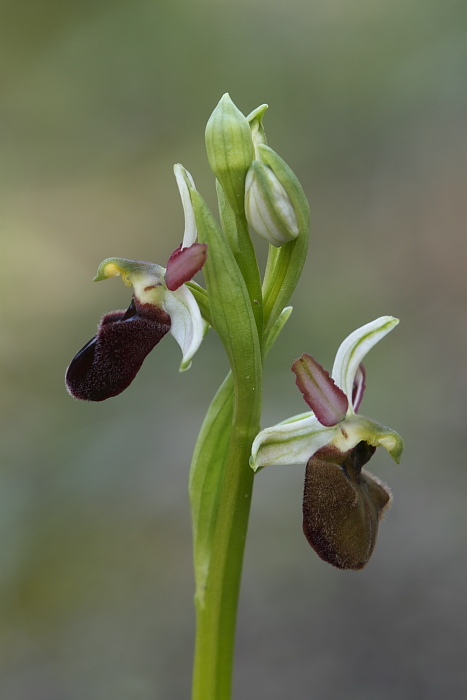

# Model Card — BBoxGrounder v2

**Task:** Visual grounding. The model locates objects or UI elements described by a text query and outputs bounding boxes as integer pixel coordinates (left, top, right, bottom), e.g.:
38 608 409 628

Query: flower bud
205 94 254 216
245 160 299 246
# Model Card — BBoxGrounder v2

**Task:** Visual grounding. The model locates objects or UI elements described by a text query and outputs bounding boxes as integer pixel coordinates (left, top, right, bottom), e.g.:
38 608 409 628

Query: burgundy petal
352 363 366 413
292 353 348 427
65 300 171 401
165 243 208 291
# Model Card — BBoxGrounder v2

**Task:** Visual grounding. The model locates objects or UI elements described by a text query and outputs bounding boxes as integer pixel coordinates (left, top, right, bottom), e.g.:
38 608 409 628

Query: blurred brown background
1 0 467 698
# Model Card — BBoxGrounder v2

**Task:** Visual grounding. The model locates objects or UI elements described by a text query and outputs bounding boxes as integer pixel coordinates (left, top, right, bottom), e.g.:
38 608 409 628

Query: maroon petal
292 353 348 427
165 243 208 291
352 363 366 413
65 299 171 401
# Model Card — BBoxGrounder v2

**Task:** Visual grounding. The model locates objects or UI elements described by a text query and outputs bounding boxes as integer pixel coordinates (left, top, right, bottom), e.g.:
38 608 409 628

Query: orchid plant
65 95 403 700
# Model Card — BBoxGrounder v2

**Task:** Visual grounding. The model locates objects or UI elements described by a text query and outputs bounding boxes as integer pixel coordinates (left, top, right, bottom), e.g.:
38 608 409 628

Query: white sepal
174 164 198 249
250 412 337 472
161 283 205 371
331 316 399 410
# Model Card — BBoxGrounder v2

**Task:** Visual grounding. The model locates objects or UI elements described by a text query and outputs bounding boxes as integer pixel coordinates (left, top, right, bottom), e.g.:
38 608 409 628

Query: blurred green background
1 0 467 698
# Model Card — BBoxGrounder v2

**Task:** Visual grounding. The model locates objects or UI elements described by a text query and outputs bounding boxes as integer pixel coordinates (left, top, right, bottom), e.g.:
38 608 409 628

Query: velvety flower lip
250 316 404 470
65 256 206 401
302 440 392 570
65 297 171 402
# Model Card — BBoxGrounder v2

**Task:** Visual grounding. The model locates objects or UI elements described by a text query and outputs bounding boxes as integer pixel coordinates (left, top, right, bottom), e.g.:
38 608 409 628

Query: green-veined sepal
250 412 403 471
332 316 400 410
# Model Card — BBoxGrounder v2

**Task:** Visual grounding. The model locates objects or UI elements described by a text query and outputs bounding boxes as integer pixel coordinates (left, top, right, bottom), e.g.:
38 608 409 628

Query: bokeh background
1 0 467 698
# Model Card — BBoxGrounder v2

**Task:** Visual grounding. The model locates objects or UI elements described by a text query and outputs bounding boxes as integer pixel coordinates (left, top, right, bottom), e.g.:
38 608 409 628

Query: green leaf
264 306 293 355
189 372 234 607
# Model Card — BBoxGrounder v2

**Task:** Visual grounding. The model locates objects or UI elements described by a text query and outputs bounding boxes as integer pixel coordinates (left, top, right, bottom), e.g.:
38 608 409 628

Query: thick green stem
191 385 260 700
190 311 295 700
190 296 262 699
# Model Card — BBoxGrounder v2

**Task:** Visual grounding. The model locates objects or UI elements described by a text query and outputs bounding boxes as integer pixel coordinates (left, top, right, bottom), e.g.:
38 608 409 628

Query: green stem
234 213 263 338
191 377 260 700
190 311 293 700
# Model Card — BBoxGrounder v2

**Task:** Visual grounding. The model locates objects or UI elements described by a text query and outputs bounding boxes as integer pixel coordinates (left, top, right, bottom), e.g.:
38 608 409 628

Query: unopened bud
205 94 254 215
245 160 299 246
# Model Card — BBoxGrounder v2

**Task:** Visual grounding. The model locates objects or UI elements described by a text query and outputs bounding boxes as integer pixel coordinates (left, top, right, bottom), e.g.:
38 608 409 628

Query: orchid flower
250 316 404 570
65 166 207 402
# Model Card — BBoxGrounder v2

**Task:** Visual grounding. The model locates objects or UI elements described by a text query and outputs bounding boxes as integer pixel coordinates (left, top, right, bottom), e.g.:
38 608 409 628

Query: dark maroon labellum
65 298 171 401
302 441 391 570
